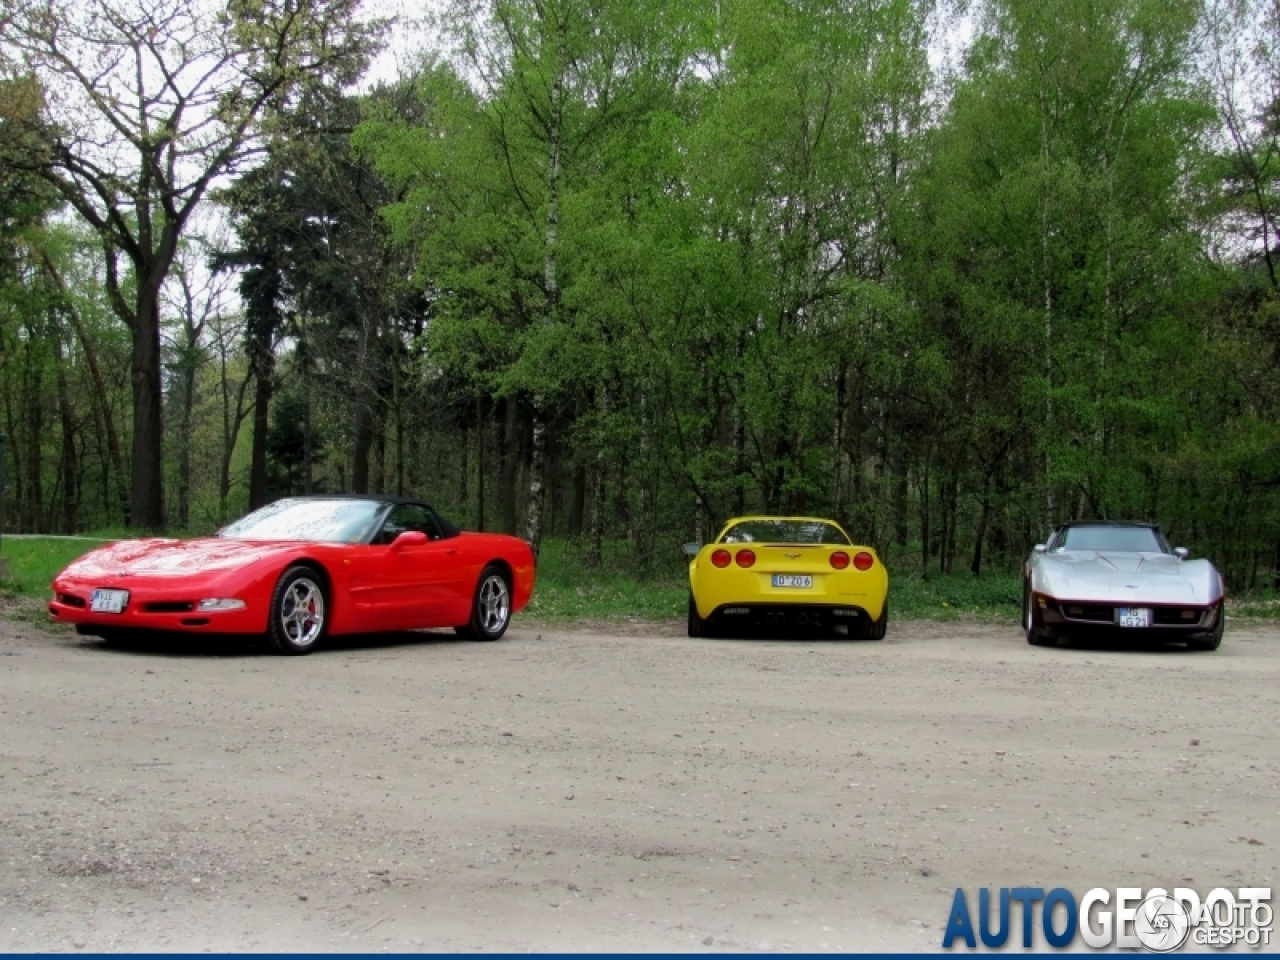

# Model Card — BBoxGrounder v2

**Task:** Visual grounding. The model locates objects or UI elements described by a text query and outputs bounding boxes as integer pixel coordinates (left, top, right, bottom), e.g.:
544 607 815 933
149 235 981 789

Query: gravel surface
1 612 1277 952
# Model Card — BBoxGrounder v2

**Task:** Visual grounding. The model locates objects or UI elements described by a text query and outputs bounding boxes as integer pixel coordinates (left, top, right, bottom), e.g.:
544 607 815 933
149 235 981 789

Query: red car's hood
61 538 304 580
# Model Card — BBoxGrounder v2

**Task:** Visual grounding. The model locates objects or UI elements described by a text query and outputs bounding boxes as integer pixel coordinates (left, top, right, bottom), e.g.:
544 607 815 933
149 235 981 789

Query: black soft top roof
1055 520 1161 530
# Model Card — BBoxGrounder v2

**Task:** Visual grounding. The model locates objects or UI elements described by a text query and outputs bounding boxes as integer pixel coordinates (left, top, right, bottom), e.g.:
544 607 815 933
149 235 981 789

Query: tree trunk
918 457 930 579
970 476 992 576
499 398 518 534
372 417 386 494
23 320 44 532
303 370 314 495
392 328 404 497
176 363 196 529
476 396 486 532
217 326 254 524
941 474 957 575
54 328 78 534
248 355 273 509
892 447 909 547
38 250 128 525
525 403 547 551
1038 81 1056 531
568 466 586 535
460 424 469 515
734 401 746 517
129 286 165 529
587 461 605 568
635 393 651 573
351 397 374 494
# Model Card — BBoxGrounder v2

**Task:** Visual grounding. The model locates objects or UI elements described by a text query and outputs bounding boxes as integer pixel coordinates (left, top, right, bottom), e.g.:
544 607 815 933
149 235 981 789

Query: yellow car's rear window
720 521 850 545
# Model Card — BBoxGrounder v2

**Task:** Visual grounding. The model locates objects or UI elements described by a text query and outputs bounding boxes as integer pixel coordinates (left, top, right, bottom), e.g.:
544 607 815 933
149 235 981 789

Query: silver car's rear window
1059 526 1168 553
720 521 850 545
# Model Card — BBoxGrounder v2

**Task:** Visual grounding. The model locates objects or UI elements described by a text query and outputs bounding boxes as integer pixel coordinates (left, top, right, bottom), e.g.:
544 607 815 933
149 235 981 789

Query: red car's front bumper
49 579 267 635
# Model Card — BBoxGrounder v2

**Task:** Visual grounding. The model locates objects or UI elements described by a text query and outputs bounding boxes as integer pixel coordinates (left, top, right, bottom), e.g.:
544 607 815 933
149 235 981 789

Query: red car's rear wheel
455 565 512 641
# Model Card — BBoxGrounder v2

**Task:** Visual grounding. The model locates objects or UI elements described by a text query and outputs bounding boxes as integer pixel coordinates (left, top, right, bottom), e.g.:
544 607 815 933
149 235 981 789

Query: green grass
890 573 1022 621
1230 593 1280 620
525 538 1027 623
0 533 1043 624
523 539 687 622
0 535 112 599
4 531 1275 625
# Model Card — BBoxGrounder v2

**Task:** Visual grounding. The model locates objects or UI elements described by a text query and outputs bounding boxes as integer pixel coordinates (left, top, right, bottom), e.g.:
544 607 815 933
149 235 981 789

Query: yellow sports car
683 516 889 639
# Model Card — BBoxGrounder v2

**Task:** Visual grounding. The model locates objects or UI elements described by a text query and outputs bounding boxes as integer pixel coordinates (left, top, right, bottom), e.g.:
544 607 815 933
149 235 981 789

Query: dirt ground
0 611 1277 953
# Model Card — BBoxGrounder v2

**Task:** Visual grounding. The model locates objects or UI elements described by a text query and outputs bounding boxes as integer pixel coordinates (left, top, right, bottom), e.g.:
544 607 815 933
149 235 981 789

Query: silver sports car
1022 522 1224 650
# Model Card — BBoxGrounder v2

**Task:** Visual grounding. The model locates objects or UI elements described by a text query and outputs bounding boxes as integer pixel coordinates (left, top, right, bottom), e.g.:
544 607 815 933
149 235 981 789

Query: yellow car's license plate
772 575 812 588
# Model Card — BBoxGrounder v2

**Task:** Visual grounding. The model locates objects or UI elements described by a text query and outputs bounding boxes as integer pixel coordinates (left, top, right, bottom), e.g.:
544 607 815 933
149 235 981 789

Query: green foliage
4 0 1280 601
525 538 1026 624
0 537 109 598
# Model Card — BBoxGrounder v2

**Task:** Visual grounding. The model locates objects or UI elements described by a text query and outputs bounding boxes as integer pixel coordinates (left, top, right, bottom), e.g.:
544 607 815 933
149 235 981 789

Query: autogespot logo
942 886 1273 951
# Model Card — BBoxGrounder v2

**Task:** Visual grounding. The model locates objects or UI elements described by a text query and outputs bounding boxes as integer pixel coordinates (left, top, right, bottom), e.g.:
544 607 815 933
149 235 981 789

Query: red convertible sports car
48 496 536 654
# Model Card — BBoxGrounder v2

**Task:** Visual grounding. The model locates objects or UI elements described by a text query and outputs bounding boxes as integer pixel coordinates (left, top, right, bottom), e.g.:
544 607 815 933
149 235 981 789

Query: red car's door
368 504 470 629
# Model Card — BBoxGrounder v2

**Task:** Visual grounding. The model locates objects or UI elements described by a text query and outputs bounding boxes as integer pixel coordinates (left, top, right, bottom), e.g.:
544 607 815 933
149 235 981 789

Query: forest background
3 0 1280 612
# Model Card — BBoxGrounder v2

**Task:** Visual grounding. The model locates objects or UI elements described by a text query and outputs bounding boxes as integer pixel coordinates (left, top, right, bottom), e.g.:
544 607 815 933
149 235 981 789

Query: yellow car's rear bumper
689 551 888 623
700 600 880 631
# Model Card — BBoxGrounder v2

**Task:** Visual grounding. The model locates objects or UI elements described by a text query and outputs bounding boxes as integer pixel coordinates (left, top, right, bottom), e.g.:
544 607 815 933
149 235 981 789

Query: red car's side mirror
391 530 428 551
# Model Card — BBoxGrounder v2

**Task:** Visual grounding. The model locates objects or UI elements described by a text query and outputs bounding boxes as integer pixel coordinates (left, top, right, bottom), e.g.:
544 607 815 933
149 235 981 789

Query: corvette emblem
785 552 801 559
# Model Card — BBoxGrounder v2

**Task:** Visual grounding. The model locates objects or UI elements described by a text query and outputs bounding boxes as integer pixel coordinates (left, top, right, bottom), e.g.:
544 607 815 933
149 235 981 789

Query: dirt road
1 614 1277 952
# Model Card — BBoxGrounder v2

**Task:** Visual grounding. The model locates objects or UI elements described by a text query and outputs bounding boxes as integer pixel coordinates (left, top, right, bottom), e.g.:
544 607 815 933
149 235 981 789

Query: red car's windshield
218 499 384 543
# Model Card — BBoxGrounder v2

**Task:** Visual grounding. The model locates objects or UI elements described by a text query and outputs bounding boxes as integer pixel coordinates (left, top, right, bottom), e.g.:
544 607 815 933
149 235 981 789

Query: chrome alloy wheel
281 577 325 647
478 573 510 634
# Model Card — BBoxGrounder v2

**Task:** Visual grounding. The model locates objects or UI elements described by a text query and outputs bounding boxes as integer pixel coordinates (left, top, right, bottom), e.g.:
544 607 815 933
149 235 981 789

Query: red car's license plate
90 589 129 613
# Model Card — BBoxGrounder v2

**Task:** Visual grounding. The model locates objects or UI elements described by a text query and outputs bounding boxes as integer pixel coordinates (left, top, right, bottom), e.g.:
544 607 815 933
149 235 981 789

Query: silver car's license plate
90 588 129 614
1116 607 1151 628
772 575 812 588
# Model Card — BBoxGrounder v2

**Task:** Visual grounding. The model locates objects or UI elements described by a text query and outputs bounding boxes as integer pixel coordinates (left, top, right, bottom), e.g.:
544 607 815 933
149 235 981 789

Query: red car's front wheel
267 566 328 655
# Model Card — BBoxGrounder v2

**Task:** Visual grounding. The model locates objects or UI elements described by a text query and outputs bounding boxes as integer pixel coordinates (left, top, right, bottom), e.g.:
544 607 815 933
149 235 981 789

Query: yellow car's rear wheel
852 600 888 640
687 594 714 638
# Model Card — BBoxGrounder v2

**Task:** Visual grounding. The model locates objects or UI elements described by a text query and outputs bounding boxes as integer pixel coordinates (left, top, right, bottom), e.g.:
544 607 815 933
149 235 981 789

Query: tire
265 565 328 655
456 565 512 642
1024 580 1052 646
1188 606 1225 651
687 594 711 638
853 600 888 640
